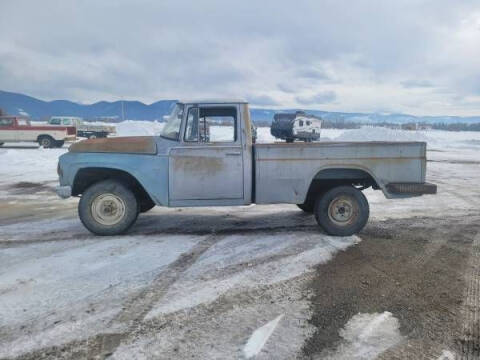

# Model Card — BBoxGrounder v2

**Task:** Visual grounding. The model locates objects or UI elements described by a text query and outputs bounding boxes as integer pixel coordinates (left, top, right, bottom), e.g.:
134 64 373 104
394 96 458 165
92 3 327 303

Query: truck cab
57 100 436 236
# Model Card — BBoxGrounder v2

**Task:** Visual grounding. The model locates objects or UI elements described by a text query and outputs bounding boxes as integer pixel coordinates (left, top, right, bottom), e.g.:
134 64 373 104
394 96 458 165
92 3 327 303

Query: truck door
0 117 16 142
169 105 244 202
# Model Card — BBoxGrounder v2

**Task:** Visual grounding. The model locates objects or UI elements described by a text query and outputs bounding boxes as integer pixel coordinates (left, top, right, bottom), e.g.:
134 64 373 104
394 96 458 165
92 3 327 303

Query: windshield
160 103 184 140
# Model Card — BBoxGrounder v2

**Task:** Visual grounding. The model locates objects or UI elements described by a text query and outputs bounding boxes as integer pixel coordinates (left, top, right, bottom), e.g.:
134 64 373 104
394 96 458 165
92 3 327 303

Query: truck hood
69 136 157 154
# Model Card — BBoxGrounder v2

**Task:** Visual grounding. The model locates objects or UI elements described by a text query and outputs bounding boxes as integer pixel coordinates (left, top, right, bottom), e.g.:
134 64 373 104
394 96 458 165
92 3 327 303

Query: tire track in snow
14 233 225 360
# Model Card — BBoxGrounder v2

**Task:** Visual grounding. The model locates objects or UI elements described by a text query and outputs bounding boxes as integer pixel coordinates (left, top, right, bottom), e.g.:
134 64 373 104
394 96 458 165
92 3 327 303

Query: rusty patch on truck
172 155 224 173
69 136 157 154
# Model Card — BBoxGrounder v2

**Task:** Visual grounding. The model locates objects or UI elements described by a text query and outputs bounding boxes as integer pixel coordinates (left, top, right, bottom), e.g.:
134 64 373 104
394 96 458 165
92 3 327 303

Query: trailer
271 111 321 142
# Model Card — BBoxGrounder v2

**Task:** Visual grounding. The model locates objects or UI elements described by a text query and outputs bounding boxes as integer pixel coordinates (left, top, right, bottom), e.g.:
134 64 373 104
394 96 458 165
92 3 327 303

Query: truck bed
253 141 427 203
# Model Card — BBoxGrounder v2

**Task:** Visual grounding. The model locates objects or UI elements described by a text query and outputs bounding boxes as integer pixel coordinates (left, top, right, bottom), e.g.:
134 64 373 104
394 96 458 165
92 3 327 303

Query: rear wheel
314 186 369 236
78 180 139 236
38 135 55 148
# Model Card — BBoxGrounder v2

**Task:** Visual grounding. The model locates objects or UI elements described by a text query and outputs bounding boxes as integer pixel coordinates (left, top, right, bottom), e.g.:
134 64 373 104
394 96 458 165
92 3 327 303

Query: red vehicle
0 116 76 148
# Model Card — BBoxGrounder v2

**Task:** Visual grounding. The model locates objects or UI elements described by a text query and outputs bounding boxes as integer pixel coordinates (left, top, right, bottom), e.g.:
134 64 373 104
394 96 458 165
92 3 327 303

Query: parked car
271 111 321 142
48 116 116 139
0 116 76 148
56 100 436 236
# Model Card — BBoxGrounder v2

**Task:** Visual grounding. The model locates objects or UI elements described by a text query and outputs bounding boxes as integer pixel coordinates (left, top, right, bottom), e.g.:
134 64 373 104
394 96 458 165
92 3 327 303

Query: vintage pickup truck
0 116 76 148
56 100 436 236
48 116 116 139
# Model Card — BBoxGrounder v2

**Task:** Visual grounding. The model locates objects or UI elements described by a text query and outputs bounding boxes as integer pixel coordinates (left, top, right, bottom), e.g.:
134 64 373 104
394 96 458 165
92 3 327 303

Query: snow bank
334 126 429 142
115 120 164 136
0 147 66 185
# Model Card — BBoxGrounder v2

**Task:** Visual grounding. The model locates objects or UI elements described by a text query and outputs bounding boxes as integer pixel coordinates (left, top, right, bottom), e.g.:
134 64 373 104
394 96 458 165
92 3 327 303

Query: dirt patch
7 182 54 195
303 215 480 359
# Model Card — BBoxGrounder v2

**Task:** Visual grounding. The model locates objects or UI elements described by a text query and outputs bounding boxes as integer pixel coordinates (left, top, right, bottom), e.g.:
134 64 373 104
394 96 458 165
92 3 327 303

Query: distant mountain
0 90 176 121
1 90 480 124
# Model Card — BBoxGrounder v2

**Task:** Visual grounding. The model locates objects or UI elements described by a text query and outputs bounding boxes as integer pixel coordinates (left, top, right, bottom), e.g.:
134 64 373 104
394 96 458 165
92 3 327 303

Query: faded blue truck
56 100 436 236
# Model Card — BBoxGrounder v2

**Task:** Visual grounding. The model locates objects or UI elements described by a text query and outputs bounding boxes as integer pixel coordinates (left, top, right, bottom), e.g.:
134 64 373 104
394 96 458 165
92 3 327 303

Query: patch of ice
324 312 404 360
243 314 284 358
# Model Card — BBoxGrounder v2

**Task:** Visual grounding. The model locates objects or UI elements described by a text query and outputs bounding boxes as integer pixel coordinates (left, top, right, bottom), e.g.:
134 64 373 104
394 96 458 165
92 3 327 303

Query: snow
0 147 66 186
146 233 360 318
0 234 202 357
437 350 456 360
325 312 404 360
243 314 284 358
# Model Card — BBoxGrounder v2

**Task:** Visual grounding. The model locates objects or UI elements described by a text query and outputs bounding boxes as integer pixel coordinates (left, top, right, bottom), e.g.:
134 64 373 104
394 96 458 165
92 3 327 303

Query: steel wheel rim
328 195 358 226
41 138 50 147
91 193 126 226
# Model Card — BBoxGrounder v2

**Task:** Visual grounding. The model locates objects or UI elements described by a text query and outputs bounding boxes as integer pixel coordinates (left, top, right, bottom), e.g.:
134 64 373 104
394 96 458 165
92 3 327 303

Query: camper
271 111 322 142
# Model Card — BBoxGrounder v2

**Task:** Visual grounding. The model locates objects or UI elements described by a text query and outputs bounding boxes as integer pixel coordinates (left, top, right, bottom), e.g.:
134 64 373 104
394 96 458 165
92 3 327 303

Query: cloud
401 80 434 88
247 95 280 107
296 91 337 105
0 0 479 115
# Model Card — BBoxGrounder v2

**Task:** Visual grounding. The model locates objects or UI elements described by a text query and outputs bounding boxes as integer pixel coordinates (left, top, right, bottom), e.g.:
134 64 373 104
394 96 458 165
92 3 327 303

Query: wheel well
37 134 54 141
303 168 379 205
72 168 153 205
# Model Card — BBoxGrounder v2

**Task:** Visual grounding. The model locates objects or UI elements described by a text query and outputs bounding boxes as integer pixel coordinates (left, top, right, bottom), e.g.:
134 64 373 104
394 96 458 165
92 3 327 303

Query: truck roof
179 99 248 105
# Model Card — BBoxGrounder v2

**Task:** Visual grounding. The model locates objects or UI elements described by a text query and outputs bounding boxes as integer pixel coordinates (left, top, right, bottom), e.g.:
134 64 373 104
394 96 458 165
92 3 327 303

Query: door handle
225 152 241 156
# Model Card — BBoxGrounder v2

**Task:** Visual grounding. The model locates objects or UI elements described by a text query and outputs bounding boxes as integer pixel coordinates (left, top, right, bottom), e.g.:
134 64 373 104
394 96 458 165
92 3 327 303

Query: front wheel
314 186 369 236
38 135 55 148
78 180 139 236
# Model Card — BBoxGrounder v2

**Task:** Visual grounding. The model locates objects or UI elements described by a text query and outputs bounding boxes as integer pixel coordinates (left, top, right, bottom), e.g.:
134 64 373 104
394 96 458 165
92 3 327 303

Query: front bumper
55 185 72 199
386 182 437 195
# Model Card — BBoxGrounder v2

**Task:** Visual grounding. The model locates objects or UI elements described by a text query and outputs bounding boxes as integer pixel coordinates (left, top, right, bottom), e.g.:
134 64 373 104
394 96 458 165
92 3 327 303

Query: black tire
314 186 369 236
38 135 55 148
54 140 65 148
78 180 139 236
139 198 155 213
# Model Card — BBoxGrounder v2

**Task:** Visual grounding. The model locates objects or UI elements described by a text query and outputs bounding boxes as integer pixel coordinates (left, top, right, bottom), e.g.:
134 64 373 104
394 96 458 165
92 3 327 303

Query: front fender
59 152 169 206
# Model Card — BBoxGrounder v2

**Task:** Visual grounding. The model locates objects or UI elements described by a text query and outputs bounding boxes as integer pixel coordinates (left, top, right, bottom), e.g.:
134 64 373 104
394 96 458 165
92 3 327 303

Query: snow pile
0 147 66 185
334 126 429 142
115 120 164 136
325 312 404 360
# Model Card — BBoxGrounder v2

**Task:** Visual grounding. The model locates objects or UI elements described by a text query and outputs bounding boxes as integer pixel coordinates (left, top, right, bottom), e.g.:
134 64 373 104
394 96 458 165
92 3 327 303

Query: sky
1 0 479 116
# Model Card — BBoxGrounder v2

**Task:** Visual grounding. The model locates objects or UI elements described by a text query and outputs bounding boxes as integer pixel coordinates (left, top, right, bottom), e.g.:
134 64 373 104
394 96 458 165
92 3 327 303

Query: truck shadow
132 206 321 236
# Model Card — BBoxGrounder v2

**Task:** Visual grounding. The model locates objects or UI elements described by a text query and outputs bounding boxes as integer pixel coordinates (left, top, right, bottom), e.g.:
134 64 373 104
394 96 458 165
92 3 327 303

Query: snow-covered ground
0 122 479 359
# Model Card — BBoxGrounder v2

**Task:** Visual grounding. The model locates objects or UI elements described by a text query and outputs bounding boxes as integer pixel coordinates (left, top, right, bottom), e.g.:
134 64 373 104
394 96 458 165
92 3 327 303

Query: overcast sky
1 0 479 116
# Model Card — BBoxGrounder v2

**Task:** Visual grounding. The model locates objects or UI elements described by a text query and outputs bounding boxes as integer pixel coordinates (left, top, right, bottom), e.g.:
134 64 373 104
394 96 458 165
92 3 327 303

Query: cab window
184 106 237 143
0 118 13 126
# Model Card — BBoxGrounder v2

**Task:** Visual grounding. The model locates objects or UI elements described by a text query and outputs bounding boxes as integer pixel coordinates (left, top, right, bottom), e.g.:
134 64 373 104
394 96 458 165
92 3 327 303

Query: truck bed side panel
254 142 427 204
